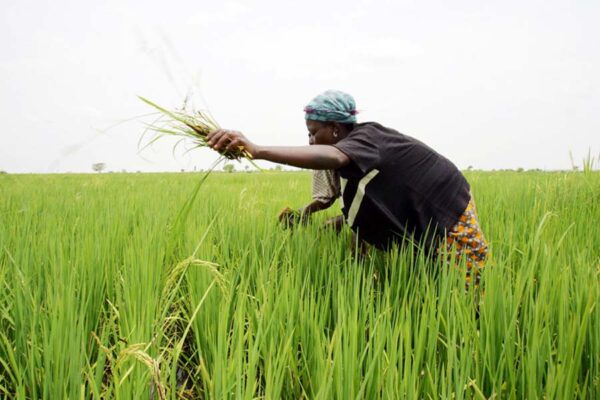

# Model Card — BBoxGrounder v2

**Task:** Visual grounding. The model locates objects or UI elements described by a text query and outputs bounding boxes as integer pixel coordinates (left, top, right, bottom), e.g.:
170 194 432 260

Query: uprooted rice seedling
138 96 253 162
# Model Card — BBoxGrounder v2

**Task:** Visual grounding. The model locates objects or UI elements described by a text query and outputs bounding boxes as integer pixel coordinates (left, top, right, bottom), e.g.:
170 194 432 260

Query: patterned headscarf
304 90 358 123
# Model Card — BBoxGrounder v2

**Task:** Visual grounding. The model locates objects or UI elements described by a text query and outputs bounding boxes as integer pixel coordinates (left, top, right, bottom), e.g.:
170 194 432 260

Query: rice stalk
138 96 255 163
116 344 166 400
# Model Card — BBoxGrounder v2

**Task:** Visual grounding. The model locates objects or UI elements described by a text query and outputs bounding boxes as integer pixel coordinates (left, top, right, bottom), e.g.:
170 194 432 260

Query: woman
207 90 488 287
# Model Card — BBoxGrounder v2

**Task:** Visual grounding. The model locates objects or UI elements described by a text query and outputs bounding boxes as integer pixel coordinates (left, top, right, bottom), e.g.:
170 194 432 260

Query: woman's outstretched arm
207 129 350 170
254 145 348 170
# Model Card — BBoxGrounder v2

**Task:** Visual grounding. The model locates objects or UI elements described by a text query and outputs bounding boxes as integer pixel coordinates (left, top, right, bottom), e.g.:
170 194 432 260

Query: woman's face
306 120 337 145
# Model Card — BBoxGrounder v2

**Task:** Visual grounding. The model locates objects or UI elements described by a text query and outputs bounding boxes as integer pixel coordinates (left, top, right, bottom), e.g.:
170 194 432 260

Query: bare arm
206 129 350 170
302 198 335 215
255 145 349 170
278 199 335 227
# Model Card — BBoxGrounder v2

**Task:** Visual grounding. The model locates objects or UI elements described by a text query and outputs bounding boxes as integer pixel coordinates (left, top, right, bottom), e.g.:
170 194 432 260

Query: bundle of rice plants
138 96 253 161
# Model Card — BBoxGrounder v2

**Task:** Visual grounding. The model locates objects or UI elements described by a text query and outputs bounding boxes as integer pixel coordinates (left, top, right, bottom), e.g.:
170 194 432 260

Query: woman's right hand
206 129 259 159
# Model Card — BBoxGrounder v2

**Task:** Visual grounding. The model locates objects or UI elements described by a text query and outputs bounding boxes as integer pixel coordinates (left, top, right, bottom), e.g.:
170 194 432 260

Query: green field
0 171 598 399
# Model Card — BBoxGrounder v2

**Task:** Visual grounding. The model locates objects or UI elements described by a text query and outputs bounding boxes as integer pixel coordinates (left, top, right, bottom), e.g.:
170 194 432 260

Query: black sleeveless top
333 122 471 252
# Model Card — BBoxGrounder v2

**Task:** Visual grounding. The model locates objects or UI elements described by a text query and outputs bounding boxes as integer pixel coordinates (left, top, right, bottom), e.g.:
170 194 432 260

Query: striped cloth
312 170 341 203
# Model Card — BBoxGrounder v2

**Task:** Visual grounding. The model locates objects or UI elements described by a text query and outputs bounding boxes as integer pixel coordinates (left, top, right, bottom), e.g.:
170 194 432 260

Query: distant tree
0 170 7 174
467 165 473 171
223 164 235 173
92 163 106 173
516 167 524 172
273 165 283 171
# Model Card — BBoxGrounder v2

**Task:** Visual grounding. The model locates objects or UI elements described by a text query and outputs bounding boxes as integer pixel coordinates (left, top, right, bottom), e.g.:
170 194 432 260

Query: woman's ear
332 122 341 138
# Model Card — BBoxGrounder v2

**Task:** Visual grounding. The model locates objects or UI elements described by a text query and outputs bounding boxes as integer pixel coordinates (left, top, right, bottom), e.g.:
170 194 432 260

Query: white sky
0 0 598 173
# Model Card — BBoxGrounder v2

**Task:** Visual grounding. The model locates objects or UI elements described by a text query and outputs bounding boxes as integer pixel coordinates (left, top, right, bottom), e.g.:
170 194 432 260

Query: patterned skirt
442 197 488 289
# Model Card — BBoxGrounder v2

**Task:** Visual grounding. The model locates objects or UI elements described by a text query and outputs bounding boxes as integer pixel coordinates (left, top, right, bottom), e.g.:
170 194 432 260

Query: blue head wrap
304 90 358 123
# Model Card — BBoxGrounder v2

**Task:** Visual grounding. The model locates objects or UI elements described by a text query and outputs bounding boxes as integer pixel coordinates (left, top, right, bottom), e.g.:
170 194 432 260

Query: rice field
0 170 598 399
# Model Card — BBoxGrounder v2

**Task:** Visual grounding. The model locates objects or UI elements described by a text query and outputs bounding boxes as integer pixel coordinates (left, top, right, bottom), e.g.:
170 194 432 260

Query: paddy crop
0 171 598 398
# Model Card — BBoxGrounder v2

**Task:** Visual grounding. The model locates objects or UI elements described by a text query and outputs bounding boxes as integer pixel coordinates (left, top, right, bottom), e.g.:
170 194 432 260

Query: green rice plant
138 96 253 162
0 171 598 398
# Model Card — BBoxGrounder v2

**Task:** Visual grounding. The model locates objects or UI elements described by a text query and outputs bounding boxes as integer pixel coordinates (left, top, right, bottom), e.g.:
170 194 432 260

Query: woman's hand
277 207 307 229
206 129 259 159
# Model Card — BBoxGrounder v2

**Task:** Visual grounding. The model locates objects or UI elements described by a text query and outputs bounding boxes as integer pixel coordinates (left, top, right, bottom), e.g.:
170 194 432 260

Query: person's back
334 121 471 252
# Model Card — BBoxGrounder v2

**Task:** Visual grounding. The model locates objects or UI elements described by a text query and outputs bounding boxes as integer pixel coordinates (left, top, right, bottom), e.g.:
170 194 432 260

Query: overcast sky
1 0 598 173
